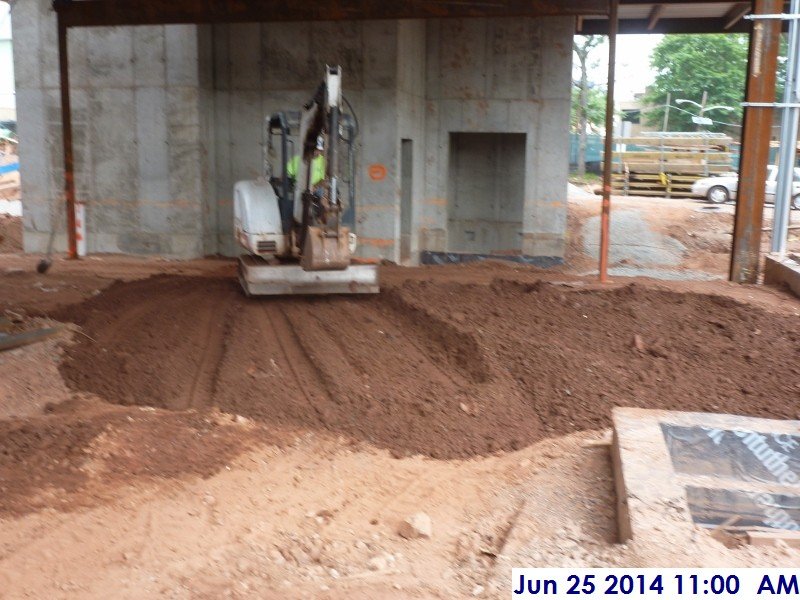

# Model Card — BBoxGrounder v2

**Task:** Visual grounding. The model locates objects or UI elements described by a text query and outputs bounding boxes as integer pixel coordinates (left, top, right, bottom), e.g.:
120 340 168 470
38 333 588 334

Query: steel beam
730 0 783 284
53 0 609 27
580 16 754 34
725 2 753 29
599 0 618 283
647 4 663 30
56 16 78 260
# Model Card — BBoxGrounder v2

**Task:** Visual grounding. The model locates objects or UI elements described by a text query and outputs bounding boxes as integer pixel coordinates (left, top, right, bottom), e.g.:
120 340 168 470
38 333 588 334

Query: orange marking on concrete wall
359 237 395 248
425 198 447 206
368 164 388 181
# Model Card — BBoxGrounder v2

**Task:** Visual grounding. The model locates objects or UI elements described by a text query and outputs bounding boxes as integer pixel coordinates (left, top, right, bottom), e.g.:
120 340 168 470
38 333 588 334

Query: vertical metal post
730 0 782 283
599 0 618 283
773 0 800 256
697 90 708 131
57 17 78 260
663 92 671 132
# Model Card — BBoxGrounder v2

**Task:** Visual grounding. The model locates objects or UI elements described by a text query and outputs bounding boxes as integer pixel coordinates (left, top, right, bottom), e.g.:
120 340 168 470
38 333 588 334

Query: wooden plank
748 530 800 548
614 151 731 160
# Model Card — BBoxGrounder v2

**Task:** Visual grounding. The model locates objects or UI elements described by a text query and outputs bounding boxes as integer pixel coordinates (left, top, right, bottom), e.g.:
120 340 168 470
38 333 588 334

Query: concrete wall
12 0 214 256
12 8 572 262
396 20 427 264
422 17 573 258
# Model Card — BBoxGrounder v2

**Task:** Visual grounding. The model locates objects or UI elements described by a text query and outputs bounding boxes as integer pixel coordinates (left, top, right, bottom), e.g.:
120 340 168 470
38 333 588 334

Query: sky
581 34 664 102
0 4 10 40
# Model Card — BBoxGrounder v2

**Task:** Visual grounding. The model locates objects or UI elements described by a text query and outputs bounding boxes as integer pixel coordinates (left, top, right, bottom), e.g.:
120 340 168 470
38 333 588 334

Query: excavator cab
233 66 378 296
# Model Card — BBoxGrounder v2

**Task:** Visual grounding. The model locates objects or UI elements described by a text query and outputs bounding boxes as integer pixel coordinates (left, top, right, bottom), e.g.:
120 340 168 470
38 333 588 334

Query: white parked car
691 165 800 208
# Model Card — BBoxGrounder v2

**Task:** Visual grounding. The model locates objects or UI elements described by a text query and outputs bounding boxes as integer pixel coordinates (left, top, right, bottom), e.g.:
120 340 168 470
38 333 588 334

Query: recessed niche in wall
447 132 526 255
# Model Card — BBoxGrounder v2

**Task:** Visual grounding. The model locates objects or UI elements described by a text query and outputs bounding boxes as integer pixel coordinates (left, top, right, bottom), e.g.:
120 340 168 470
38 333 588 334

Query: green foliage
572 35 607 133
571 85 606 132
643 34 750 133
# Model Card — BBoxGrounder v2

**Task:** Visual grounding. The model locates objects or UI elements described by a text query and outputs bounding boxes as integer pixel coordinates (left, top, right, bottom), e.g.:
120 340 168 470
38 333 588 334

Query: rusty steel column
57 17 78 260
729 0 782 283
599 0 618 283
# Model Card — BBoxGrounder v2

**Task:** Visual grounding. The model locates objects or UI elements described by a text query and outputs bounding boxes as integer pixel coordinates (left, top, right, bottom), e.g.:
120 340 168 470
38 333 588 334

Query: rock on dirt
398 512 433 539
632 334 646 353
366 553 393 571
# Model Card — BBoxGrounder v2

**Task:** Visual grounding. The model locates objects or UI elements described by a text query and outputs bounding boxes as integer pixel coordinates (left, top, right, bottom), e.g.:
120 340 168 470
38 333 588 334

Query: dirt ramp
56 276 539 459
55 274 800 460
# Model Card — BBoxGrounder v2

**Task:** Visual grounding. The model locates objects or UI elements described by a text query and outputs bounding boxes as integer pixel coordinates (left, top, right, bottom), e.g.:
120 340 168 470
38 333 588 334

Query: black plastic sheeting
419 251 563 268
661 424 800 487
661 424 800 531
686 486 800 531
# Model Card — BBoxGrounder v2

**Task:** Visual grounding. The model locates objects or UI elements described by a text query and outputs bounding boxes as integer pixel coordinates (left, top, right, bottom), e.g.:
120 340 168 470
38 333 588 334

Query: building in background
619 93 646 138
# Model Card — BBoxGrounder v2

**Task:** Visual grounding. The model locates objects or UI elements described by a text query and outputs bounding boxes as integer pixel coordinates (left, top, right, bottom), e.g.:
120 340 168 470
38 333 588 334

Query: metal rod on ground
599 0 618 283
730 0 783 284
57 17 78 261
0 328 60 353
773 0 800 256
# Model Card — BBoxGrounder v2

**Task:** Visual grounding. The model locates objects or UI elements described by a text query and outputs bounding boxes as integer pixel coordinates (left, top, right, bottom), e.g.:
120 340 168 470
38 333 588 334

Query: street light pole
663 92 671 131
675 98 735 129
698 90 709 130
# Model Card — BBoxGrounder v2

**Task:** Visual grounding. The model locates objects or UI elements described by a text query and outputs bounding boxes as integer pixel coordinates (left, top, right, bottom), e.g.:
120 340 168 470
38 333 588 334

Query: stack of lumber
608 133 734 198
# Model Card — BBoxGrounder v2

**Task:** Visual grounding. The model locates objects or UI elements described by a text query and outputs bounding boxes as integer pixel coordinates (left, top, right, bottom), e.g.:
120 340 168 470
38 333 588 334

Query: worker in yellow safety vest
286 154 326 187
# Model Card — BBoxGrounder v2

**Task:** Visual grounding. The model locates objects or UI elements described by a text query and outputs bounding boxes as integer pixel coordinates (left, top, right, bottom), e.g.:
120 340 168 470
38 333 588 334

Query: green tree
643 34 750 134
573 35 605 175
571 85 606 133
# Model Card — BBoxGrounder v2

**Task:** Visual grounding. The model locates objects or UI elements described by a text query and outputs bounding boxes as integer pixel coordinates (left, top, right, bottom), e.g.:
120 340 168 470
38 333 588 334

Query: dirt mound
54 275 800 460
0 396 264 515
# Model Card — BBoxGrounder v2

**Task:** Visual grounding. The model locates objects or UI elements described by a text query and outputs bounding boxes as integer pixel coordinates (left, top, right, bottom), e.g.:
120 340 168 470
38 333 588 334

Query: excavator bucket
301 226 351 271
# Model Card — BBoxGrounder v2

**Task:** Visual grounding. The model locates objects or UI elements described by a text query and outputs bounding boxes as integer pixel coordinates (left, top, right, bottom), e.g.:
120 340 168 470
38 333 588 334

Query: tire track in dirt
279 301 367 402
180 293 237 410
311 298 466 392
305 301 370 378
259 301 333 424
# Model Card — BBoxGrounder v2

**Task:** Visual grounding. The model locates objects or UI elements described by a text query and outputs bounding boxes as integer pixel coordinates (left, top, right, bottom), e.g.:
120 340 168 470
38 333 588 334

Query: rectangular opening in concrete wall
400 139 413 263
447 132 526 255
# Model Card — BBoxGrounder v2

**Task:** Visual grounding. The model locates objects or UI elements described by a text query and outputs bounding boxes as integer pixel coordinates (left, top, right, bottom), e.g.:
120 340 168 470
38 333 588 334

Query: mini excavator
234 65 379 296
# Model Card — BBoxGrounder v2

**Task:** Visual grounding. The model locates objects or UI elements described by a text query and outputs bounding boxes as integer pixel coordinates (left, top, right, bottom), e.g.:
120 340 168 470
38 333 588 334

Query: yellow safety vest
286 155 326 186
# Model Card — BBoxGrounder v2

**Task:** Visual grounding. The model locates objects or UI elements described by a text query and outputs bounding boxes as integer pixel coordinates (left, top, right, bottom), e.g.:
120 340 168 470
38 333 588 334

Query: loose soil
0 395 266 516
2 258 800 598
0 215 21 253
52 273 800 461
